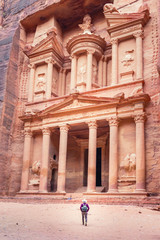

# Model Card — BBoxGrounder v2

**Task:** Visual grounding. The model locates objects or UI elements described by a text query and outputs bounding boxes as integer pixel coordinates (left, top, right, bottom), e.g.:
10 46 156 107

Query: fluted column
98 56 103 87
57 125 69 193
61 69 66 96
86 50 94 91
111 38 118 85
28 64 36 102
39 128 51 192
87 120 97 192
134 114 146 192
20 129 32 192
70 54 77 92
103 57 107 87
108 117 119 192
134 31 143 80
46 59 54 99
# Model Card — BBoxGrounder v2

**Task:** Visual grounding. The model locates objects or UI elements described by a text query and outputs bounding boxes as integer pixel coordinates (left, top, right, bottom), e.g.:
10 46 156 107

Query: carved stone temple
0 0 160 198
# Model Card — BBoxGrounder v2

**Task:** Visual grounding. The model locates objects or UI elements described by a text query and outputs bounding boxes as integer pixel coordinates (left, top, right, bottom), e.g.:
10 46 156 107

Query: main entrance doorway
83 148 102 187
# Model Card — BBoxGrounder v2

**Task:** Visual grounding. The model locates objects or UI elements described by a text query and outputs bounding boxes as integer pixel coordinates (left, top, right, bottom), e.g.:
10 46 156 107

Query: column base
39 190 48 193
107 189 118 193
135 189 146 193
56 190 66 194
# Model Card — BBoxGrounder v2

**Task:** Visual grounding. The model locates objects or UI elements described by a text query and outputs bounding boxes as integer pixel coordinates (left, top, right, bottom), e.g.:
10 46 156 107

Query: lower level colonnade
20 114 146 194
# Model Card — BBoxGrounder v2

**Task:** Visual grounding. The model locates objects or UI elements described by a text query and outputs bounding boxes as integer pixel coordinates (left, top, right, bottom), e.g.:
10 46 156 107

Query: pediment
25 31 64 58
40 93 117 116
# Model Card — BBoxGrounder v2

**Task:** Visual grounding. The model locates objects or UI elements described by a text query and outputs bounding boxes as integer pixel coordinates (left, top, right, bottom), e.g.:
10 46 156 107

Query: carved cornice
134 113 146 123
108 117 119 126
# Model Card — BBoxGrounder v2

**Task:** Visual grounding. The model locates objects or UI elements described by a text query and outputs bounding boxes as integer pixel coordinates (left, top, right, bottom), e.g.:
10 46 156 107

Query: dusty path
0 202 160 240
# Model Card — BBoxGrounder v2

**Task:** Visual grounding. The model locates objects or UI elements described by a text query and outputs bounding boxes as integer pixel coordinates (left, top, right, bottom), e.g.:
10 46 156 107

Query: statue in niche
31 161 41 175
77 64 86 83
92 64 98 84
36 73 46 92
79 14 94 34
52 76 58 94
121 50 134 68
120 153 136 177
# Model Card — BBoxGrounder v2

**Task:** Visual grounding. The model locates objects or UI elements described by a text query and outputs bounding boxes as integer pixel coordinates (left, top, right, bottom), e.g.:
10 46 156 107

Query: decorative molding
110 38 118 45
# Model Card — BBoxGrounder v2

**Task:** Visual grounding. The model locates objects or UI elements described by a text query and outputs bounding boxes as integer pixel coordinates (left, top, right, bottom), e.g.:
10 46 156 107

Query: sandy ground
0 202 160 240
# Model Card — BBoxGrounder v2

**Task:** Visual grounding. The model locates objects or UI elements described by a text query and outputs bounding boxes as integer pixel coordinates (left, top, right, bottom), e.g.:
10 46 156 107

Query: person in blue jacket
80 199 90 226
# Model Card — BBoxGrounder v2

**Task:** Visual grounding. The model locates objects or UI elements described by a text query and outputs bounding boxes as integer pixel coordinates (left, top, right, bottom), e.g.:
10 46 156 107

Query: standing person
80 199 90 226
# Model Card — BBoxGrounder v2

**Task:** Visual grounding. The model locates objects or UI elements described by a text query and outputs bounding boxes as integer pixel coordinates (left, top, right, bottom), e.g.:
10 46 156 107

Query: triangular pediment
40 93 117 116
24 31 64 58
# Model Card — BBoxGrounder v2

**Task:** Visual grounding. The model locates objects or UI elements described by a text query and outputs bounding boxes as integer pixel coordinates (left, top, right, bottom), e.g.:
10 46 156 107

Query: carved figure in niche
121 50 134 68
78 64 86 83
31 161 41 175
79 14 94 34
103 4 119 14
36 73 46 92
120 153 136 177
92 64 98 83
52 76 58 94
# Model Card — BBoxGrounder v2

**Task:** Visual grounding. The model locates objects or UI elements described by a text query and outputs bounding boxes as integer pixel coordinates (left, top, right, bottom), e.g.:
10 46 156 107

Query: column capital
28 63 35 69
24 128 33 137
133 30 144 39
42 127 51 135
59 124 70 132
45 58 56 65
108 117 120 126
134 113 146 123
70 53 77 59
87 49 95 55
111 38 118 45
87 120 97 129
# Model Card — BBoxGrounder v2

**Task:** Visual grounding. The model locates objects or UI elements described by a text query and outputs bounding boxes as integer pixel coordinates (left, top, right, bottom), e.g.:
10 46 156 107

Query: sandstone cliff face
0 0 160 196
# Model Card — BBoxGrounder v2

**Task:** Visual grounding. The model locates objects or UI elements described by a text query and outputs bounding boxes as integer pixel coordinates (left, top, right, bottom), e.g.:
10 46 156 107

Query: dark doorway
83 148 102 187
50 169 57 192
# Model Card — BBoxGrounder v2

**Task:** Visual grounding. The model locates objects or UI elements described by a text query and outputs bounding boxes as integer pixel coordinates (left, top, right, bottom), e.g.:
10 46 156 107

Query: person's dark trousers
82 212 88 226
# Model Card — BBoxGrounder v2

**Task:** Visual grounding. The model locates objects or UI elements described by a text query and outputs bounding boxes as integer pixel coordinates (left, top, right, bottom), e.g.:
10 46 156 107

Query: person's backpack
81 204 88 212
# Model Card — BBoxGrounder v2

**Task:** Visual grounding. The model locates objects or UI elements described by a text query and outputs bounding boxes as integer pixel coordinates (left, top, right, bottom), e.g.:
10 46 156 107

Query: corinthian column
111 38 118 85
39 128 51 192
108 117 119 192
20 129 32 192
70 54 77 92
134 113 146 192
46 59 54 99
86 50 94 91
87 120 97 192
134 31 144 80
57 125 69 193
28 64 36 102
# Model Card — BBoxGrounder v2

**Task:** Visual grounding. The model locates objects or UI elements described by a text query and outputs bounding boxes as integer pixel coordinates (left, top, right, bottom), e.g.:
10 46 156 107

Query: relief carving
77 64 86 83
93 64 98 83
29 161 41 186
32 161 41 175
120 153 136 177
121 50 134 68
35 73 46 92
